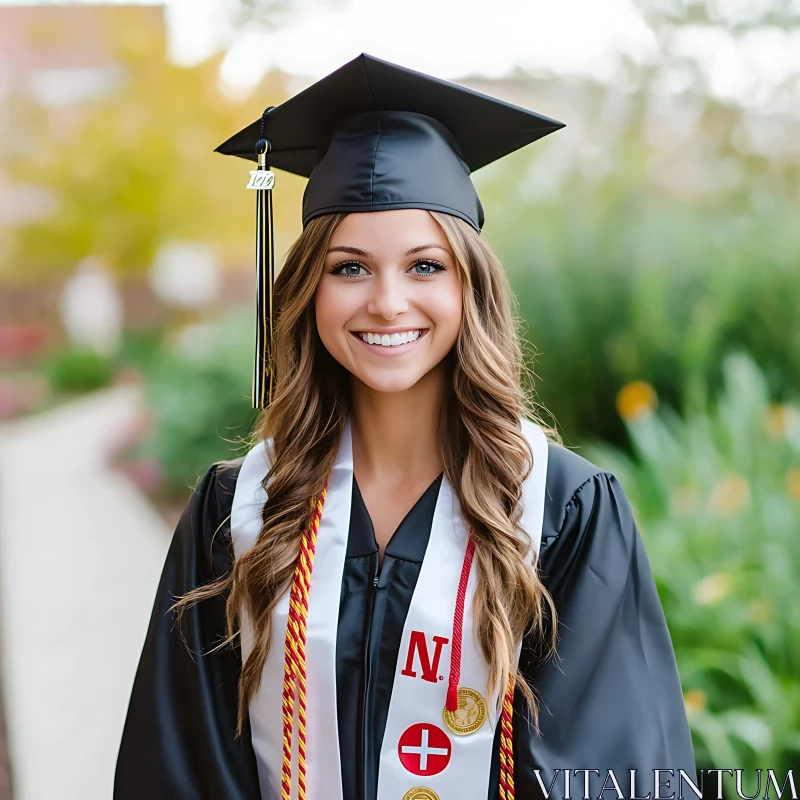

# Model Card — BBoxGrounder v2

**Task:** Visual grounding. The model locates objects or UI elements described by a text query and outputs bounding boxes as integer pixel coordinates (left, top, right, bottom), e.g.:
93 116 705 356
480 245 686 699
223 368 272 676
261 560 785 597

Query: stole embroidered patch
397 723 452 776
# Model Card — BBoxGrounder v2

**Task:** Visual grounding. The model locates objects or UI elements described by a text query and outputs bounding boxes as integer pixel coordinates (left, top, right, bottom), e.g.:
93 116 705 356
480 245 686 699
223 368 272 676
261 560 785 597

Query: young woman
115 55 696 800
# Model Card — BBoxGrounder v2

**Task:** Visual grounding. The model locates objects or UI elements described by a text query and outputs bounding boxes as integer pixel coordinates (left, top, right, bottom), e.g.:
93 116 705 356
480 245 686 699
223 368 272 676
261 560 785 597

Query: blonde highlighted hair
175 210 559 734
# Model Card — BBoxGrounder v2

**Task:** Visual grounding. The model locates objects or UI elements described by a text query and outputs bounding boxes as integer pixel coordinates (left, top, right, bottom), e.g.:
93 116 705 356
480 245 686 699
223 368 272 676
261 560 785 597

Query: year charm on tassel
246 169 275 190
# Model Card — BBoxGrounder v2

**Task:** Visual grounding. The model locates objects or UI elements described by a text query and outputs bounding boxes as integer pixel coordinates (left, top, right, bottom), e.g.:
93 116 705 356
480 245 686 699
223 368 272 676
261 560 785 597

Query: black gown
114 442 697 799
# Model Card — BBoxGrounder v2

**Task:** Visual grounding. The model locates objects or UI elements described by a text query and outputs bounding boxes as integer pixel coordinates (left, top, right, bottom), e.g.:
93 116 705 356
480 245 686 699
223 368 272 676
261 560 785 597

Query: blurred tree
475 0 800 447
4 14 306 282
637 0 799 36
230 0 355 28
232 0 295 26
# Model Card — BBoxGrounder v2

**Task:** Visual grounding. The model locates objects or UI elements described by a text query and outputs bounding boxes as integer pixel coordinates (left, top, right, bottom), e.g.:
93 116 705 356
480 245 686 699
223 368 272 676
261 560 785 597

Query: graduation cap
215 53 565 408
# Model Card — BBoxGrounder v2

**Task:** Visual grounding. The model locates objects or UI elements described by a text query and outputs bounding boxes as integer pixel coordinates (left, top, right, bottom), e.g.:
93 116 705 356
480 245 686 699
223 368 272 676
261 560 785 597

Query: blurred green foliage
587 354 800 775
473 0 800 450
117 325 169 372
492 181 800 448
132 311 258 492
44 345 115 394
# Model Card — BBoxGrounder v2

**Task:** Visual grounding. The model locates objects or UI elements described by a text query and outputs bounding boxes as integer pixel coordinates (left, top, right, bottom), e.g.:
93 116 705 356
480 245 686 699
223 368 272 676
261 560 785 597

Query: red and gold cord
281 487 327 800
448 536 516 800
499 675 516 800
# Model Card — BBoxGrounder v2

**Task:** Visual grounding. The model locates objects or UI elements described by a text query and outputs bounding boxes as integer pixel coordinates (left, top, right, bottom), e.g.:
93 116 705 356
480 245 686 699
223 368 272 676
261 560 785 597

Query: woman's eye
410 260 446 277
331 262 368 278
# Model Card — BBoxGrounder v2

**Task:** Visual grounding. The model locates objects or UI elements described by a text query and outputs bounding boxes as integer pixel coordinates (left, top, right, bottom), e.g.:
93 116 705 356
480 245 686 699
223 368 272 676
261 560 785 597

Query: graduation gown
114 441 696 799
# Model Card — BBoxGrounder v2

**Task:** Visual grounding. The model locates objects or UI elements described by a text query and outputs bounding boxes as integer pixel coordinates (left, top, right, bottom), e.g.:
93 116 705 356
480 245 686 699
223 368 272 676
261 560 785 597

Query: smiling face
314 209 463 395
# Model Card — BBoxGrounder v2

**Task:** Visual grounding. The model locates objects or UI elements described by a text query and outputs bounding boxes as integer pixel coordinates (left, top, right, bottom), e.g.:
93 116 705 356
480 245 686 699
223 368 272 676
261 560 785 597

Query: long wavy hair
175 210 560 735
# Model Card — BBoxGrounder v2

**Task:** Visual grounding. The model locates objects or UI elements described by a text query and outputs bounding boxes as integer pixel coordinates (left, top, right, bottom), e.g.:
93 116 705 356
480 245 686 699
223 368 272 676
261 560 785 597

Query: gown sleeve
512 456 697 799
114 462 261 800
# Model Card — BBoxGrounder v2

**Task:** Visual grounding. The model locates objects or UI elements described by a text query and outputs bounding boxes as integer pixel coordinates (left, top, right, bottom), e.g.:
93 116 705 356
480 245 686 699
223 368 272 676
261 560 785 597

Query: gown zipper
361 555 381 799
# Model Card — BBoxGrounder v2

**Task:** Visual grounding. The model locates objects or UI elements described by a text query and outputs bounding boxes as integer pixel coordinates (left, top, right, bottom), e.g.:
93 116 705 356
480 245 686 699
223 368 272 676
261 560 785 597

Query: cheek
424 282 462 336
314 280 350 342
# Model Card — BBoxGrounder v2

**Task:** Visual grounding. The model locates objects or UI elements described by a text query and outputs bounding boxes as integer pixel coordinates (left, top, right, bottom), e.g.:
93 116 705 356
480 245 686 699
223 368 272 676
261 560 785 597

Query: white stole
231 417 549 799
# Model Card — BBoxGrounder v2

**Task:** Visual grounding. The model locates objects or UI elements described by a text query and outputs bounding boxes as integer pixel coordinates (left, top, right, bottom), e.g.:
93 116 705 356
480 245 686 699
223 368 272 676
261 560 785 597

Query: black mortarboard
215 53 565 407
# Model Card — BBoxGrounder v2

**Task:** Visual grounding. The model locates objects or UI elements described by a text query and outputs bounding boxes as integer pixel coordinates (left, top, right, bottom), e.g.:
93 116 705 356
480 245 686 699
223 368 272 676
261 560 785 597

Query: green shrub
586 354 800 774
134 309 258 493
44 345 115 394
481 165 800 449
118 325 168 373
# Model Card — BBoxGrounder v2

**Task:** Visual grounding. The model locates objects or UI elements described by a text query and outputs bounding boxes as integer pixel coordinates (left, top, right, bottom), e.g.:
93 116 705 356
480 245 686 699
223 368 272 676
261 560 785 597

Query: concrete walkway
0 386 171 800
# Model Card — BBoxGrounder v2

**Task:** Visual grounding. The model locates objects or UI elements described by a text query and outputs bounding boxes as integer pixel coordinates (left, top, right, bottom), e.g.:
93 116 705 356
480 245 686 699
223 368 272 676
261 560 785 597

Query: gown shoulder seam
560 470 609 529
206 459 243 542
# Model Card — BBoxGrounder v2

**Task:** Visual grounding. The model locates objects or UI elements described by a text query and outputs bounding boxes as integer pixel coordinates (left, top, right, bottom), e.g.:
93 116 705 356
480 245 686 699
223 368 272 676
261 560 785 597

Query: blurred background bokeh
0 0 798 797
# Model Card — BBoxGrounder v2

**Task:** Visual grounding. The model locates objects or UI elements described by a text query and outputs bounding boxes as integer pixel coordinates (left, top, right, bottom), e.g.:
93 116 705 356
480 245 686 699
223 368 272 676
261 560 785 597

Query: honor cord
281 488 327 800
448 537 515 800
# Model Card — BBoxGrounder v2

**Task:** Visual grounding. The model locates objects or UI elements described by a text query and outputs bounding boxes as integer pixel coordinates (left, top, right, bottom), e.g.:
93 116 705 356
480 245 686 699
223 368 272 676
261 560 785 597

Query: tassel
247 106 277 409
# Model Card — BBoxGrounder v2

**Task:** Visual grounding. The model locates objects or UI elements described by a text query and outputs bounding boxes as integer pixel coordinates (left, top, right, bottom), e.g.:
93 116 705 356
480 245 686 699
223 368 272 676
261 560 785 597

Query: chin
355 371 424 394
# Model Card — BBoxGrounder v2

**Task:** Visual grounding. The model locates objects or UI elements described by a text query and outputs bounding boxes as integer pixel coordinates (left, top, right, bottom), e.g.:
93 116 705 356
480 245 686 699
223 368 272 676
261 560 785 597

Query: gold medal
442 686 487 735
403 788 440 800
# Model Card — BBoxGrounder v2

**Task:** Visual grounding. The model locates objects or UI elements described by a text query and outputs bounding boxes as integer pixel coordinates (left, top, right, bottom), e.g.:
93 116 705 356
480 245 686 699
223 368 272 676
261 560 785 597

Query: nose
366 271 409 320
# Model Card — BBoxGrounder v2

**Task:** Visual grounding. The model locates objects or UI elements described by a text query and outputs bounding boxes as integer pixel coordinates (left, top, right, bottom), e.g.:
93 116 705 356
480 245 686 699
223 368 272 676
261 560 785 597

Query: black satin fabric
114 443 696 799
337 473 442 799
509 451 698 800
114 465 260 799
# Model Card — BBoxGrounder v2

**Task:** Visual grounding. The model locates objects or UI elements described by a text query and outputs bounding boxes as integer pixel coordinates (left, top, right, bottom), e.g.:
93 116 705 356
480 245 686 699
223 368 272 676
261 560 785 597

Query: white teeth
358 330 422 347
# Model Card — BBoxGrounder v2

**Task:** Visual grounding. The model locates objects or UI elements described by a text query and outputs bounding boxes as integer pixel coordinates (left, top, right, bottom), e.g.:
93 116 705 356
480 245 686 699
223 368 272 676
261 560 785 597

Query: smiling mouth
349 329 429 349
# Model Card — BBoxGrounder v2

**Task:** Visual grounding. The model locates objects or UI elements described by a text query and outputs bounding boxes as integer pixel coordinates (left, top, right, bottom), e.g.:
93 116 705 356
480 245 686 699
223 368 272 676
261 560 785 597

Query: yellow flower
748 598 772 625
787 468 800 502
683 689 706 717
616 381 658 421
764 404 800 439
709 475 750 518
693 573 732 605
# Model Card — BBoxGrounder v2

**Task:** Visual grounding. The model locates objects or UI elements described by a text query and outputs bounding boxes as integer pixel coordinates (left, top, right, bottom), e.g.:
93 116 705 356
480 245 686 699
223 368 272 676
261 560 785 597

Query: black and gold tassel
247 106 276 409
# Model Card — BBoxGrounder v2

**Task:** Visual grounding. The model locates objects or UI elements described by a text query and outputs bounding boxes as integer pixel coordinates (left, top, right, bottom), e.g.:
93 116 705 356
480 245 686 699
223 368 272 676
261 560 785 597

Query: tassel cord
252 105 276 409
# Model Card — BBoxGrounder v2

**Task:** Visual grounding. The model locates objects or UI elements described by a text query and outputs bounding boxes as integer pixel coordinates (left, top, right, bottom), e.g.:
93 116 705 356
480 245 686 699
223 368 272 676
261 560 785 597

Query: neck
349 363 447 485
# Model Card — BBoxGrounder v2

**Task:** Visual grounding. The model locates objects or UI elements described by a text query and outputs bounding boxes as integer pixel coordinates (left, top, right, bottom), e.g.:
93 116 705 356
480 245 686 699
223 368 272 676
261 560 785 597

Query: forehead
328 209 448 253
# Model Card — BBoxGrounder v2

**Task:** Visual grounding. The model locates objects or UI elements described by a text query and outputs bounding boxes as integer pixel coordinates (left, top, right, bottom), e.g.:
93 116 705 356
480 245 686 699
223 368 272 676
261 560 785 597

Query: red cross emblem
398 723 452 776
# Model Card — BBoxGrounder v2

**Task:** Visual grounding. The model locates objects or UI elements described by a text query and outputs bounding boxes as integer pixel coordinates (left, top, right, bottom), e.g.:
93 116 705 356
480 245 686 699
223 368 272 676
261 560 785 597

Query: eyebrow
327 244 451 258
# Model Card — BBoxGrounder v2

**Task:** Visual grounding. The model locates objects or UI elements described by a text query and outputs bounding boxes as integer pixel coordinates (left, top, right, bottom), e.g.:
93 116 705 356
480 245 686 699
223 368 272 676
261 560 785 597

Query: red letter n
401 631 450 683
